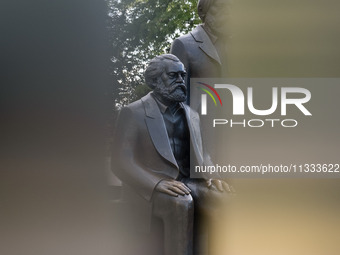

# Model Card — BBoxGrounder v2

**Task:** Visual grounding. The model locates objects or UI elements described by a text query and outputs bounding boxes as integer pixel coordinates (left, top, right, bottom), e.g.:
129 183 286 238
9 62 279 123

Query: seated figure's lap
152 178 228 219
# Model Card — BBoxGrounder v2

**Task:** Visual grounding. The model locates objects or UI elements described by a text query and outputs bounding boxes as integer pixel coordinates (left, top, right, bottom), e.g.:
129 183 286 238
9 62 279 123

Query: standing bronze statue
113 54 233 255
170 0 232 166
170 0 231 104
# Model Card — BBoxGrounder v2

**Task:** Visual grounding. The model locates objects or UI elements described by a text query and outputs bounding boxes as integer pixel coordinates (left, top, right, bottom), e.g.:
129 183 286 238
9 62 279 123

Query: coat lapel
181 103 204 167
190 25 221 66
142 94 179 169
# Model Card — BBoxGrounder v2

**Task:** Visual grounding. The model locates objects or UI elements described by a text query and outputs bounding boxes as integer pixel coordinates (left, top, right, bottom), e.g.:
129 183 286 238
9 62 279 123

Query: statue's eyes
168 73 176 79
167 72 186 79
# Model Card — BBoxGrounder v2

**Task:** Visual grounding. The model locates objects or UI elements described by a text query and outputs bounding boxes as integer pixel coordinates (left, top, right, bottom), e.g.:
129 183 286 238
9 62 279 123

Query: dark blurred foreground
0 1 115 254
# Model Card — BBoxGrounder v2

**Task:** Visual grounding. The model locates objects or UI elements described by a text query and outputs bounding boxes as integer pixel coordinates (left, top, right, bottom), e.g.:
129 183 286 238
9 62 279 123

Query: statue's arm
193 110 235 193
170 38 189 70
112 107 167 201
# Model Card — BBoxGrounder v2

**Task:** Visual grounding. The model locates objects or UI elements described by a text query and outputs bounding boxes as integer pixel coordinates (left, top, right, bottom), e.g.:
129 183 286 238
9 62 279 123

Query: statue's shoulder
172 26 206 53
123 92 154 115
125 99 142 111
176 32 193 42
173 25 203 44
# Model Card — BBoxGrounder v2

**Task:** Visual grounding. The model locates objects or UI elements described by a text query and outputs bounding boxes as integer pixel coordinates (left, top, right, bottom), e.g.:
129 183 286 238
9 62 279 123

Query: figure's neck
202 23 230 41
202 23 218 41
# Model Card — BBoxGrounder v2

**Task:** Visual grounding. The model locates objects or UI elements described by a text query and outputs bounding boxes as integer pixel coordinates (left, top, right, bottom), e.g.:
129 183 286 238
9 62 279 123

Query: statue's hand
155 180 191 197
206 179 235 193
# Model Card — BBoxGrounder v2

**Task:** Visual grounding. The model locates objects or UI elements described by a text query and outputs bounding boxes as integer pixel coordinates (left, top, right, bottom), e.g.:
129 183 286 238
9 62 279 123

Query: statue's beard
154 84 187 103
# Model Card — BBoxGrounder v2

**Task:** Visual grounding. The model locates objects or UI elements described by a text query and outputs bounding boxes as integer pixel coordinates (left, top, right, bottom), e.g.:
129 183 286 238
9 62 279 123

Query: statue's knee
169 194 194 214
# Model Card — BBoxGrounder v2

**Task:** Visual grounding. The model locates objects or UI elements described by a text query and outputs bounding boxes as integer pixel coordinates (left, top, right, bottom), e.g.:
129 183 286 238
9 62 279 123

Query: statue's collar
151 93 183 114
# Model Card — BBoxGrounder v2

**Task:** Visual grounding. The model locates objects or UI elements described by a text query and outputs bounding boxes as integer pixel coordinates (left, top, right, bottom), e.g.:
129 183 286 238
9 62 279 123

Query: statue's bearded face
154 61 187 103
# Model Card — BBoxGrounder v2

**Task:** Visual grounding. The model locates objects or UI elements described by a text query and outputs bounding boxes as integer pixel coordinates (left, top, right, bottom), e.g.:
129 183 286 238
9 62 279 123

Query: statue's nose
176 73 184 83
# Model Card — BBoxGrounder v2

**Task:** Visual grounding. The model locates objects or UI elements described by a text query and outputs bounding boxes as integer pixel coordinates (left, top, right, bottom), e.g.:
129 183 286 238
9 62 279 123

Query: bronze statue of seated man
113 54 234 255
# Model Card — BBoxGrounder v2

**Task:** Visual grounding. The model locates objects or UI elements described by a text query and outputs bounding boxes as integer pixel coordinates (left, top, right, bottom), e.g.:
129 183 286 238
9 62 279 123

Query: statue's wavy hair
144 54 180 89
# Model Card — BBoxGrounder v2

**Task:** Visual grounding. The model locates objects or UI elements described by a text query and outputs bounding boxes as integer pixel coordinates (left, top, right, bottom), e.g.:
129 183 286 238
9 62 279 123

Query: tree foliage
107 0 200 108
